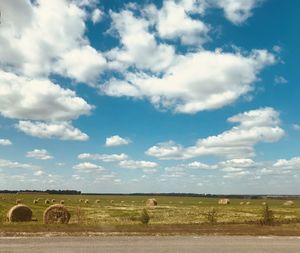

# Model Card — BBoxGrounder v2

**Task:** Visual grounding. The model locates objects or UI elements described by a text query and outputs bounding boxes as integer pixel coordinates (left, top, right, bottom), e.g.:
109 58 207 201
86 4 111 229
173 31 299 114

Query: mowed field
1 194 300 235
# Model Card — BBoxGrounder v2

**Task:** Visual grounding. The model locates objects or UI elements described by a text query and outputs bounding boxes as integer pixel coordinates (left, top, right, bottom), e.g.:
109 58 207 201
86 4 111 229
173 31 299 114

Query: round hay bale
95 200 100 204
45 199 50 204
51 199 56 203
146 198 157 207
43 204 71 224
262 202 266 205
218 198 230 205
85 199 89 204
79 199 84 203
283 200 294 206
110 200 114 204
33 199 38 204
198 201 202 204
7 204 32 222
60 200 65 205
246 202 251 205
16 199 22 204
240 202 244 205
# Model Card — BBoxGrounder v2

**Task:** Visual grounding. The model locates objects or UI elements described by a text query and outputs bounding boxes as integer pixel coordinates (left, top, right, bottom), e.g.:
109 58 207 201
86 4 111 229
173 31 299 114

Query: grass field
1 194 300 235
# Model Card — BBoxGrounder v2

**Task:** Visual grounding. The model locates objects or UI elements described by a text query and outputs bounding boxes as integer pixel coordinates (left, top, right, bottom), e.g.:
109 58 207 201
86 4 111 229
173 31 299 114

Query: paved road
0 236 300 253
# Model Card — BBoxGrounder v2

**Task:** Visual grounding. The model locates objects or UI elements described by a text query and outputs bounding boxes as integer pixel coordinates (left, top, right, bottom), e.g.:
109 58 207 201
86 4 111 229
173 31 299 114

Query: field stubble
1 194 300 234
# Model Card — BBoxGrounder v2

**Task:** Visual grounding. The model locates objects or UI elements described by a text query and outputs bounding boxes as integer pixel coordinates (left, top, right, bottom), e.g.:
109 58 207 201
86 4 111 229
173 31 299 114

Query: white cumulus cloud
16 121 89 141
0 139 12 146
102 50 275 114
146 107 285 159
105 135 131 147
26 149 53 160
119 160 158 169
78 153 128 162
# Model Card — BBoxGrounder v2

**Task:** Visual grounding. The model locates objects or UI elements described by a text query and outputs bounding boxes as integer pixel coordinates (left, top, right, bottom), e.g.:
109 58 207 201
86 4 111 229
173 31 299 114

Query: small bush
140 208 150 225
260 204 274 225
207 208 217 224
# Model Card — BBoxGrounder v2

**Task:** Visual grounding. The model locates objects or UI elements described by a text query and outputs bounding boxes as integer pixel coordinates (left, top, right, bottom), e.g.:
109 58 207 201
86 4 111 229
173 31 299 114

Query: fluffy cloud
0 159 39 170
107 10 176 72
274 76 288 85
78 153 128 162
105 135 131 147
273 157 300 170
213 0 262 25
16 121 89 141
103 50 275 114
26 149 53 160
0 70 92 121
119 160 158 169
153 1 209 45
91 8 103 24
0 0 106 83
0 139 12 146
293 124 300 131
146 107 285 159
55 45 106 85
186 161 211 169
73 162 105 172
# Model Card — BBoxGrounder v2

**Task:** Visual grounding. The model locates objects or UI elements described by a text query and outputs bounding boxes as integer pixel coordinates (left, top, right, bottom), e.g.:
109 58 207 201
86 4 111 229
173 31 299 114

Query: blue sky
0 0 299 194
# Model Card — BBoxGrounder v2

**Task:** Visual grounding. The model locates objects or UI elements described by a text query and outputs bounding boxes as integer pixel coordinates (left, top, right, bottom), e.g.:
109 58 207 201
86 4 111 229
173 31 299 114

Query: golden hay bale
283 200 294 206
79 199 84 203
60 200 65 205
262 202 266 205
43 204 71 224
85 199 89 204
95 200 100 204
45 199 50 204
240 202 244 205
51 199 56 203
16 199 22 204
7 204 32 222
146 198 157 207
33 199 38 204
198 201 202 204
218 198 230 205
110 200 114 204
246 202 251 205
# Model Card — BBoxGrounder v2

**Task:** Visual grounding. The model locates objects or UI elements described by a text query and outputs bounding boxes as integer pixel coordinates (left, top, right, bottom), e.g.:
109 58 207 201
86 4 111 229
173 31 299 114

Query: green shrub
207 208 217 224
260 204 274 225
140 208 150 225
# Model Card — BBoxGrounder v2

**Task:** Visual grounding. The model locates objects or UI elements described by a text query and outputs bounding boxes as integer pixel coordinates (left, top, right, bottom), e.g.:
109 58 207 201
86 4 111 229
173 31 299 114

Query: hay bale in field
246 202 251 205
16 199 22 204
51 199 56 203
60 200 65 205
262 202 266 205
33 199 38 204
218 198 230 205
45 199 50 204
79 199 83 203
85 199 89 204
283 200 294 206
198 201 202 204
146 198 157 207
43 204 71 224
95 199 100 204
240 202 244 205
7 204 32 222
110 200 114 204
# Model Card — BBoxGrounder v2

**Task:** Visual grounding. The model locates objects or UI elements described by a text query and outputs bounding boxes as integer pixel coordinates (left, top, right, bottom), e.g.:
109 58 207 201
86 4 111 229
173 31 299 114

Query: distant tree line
0 190 81 195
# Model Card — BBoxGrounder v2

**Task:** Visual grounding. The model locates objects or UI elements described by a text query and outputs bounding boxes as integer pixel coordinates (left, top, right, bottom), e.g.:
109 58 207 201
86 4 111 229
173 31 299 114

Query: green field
1 194 300 235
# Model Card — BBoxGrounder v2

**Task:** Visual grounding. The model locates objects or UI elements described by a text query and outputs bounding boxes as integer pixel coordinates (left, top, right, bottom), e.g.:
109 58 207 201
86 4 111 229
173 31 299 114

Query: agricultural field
1 194 300 235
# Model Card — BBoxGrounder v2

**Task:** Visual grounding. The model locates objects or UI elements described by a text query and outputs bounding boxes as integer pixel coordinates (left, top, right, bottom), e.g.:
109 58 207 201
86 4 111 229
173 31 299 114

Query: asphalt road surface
0 236 300 253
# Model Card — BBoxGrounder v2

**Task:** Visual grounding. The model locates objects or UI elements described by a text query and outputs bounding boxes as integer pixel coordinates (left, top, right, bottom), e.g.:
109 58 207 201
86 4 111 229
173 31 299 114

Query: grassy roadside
1 223 300 236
